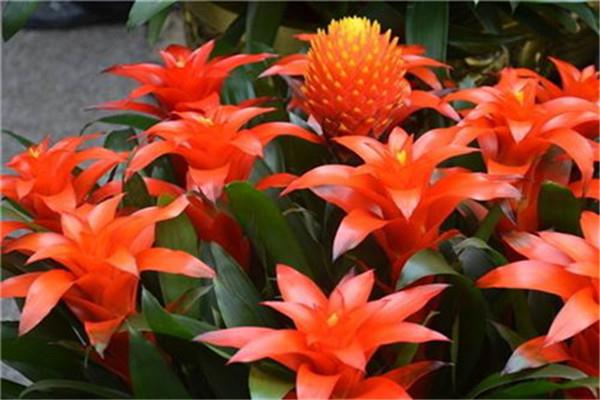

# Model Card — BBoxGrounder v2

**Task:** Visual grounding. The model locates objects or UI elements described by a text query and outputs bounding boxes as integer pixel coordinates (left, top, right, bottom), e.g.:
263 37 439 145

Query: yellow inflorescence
28 146 41 158
326 312 340 327
396 150 408 166
302 17 409 138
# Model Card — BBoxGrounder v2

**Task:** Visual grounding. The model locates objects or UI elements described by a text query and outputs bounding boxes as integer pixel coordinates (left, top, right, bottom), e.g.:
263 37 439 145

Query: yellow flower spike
303 17 409 137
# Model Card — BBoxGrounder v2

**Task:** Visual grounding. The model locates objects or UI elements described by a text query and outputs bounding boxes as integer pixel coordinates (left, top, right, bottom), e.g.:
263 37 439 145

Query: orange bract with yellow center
302 17 410 137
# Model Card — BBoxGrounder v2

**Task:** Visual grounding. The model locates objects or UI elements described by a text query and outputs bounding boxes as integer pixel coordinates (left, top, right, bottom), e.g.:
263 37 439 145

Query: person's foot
25 1 130 29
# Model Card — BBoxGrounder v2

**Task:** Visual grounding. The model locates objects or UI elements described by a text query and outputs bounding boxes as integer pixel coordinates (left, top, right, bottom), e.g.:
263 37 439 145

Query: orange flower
282 127 519 283
478 211 599 373
99 42 272 118
0 136 125 230
261 17 458 138
448 63 599 230
0 195 215 351
126 105 321 202
197 264 447 399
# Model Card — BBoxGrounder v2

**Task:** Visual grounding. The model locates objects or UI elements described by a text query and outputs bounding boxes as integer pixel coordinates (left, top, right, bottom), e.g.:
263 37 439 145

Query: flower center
193 115 215 127
396 150 408 166
331 16 374 41
326 312 340 327
28 146 41 158
514 90 525 105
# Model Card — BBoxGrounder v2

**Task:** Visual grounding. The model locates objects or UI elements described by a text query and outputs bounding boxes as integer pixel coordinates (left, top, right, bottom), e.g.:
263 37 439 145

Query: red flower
0 136 125 230
282 127 519 283
478 211 599 373
448 63 599 230
126 105 321 202
99 42 272 118
197 264 447 399
0 195 215 351
261 17 458 138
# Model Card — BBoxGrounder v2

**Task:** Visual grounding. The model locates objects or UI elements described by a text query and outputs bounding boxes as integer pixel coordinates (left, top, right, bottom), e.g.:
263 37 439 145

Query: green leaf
226 182 314 278
127 0 176 29
1 378 26 399
2 129 34 148
155 195 203 307
468 363 589 398
142 288 215 340
485 377 599 398
19 379 130 399
96 113 159 131
2 322 87 382
406 1 449 61
396 249 458 289
474 205 503 242
538 181 583 235
129 330 190 399
2 0 39 41
103 128 138 152
249 365 294 400
212 14 246 57
245 2 285 53
210 243 276 328
559 2 599 34
490 321 525 351
147 6 170 45
454 237 507 281
122 173 153 209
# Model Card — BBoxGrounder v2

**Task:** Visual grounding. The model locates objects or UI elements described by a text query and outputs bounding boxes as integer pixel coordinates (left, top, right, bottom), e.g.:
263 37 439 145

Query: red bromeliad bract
99 41 272 118
0 195 214 351
282 127 520 283
197 264 448 399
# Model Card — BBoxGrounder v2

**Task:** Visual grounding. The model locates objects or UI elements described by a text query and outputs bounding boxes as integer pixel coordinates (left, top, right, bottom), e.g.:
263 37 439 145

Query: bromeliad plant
1 14 599 400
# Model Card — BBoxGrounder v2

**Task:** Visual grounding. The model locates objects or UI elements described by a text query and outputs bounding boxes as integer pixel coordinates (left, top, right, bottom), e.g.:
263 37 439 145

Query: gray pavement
2 16 185 159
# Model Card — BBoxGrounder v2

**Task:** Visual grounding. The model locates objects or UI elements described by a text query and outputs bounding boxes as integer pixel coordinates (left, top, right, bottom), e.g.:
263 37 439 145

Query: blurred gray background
1 12 185 159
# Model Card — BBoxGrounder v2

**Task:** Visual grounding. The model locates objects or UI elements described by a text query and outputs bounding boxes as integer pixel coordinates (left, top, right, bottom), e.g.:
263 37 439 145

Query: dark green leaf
95 113 159 131
245 2 285 53
155 195 202 306
211 243 276 328
103 128 138 152
2 129 34 148
2 0 39 41
559 2 599 34
490 321 525 351
249 365 294 400
396 249 458 289
147 6 170 45
127 0 176 28
468 363 589 398
19 379 130 399
142 288 215 340
226 182 314 278
129 330 190 399
474 205 503 242
538 181 583 235
2 322 86 382
212 14 246 57
1 378 25 399
406 1 449 61
122 173 153 209
486 376 599 399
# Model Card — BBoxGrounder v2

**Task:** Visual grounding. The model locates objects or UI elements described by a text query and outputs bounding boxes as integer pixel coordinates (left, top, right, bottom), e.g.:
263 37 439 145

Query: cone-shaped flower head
302 17 410 137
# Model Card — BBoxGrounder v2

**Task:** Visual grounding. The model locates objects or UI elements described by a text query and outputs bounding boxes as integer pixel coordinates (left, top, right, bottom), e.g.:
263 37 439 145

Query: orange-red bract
261 17 458 139
478 211 599 374
282 127 519 283
126 105 322 202
0 195 215 351
0 136 125 230
448 61 599 230
99 42 273 118
197 264 448 399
